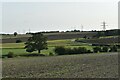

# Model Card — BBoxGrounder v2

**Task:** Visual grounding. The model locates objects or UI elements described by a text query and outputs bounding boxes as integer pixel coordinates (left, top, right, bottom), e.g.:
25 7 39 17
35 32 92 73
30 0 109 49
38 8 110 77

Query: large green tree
25 32 47 53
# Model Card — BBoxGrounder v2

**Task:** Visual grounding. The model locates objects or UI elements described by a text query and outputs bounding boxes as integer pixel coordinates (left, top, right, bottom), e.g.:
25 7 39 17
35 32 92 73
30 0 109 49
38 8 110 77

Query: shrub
65 48 72 55
93 47 102 53
75 38 79 42
92 44 100 46
68 47 75 54
73 47 80 54
77 47 87 54
65 47 88 54
87 50 93 53
83 35 87 39
7 52 15 58
54 46 66 55
25 46 34 53
49 52 54 56
26 48 34 53
23 53 45 57
71 47 87 54
102 46 109 52
116 45 120 49
109 45 118 52
16 39 22 43
54 46 88 55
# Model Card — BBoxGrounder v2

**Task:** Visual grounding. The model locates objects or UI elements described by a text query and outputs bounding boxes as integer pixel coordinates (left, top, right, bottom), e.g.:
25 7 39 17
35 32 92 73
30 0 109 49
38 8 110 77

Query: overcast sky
1 0 119 34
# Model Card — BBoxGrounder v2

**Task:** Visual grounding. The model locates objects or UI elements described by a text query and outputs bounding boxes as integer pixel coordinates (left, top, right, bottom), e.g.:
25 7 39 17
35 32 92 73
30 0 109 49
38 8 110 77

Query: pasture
1 39 93 56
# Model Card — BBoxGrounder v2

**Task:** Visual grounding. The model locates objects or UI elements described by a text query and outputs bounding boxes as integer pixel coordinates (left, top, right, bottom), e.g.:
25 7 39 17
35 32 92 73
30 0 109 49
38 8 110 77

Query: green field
1 39 93 56
2 47 55 56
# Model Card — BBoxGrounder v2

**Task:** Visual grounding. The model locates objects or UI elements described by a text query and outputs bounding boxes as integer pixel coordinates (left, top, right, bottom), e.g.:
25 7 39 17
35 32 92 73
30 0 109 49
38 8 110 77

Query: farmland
1 39 93 56
2 52 118 78
1 1 120 78
1 32 96 39
1 32 97 43
1 31 119 78
78 36 119 44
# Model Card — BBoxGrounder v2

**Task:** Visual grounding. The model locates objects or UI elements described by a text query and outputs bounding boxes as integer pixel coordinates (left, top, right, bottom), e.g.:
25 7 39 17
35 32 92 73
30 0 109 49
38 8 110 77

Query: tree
14 32 17 36
25 32 47 53
83 35 87 39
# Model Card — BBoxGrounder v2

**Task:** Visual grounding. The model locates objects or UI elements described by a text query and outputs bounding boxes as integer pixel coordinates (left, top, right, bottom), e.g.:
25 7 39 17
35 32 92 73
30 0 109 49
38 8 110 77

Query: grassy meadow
1 39 93 56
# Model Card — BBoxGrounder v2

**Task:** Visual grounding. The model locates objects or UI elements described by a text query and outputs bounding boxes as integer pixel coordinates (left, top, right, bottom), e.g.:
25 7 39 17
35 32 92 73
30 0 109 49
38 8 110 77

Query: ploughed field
1 32 97 43
2 52 118 78
78 36 119 44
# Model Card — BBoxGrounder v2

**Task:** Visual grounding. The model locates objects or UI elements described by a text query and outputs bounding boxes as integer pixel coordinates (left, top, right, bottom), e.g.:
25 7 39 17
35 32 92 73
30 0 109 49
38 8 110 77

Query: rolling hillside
1 32 97 43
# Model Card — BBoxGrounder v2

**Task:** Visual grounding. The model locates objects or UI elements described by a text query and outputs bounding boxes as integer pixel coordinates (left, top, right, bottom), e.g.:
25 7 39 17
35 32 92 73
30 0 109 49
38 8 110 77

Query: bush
75 38 79 42
93 47 102 53
7 52 15 58
26 48 34 53
25 46 34 53
16 39 22 43
102 46 109 52
65 48 73 55
23 53 45 57
87 50 93 53
65 47 87 54
109 45 118 52
72 47 79 54
71 47 87 54
54 46 66 55
77 47 87 54
116 45 120 49
54 46 88 55
49 52 54 56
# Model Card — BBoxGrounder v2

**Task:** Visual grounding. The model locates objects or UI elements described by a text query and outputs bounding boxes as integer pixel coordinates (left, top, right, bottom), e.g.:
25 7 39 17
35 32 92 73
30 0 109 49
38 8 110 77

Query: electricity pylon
29 28 31 33
101 21 108 31
81 25 83 31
